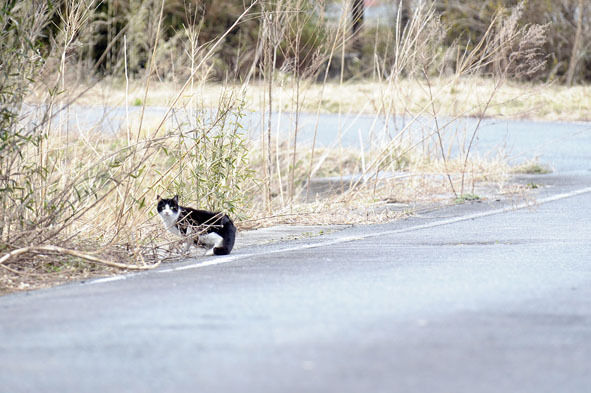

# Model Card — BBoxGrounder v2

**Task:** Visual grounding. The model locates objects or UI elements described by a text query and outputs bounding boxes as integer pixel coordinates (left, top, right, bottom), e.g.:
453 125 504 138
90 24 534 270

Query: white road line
90 186 591 281
89 276 127 284
378 186 591 237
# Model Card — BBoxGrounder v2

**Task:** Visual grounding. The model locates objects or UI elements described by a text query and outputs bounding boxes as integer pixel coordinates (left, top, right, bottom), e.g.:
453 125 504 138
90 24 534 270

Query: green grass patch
455 194 481 204
511 161 552 175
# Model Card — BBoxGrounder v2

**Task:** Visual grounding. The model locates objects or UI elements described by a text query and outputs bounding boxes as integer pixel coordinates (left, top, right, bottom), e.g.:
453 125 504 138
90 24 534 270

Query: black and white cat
157 195 236 256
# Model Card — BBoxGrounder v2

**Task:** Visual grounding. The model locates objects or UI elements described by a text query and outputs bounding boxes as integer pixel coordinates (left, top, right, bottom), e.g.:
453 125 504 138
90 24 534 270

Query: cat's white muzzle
158 206 180 233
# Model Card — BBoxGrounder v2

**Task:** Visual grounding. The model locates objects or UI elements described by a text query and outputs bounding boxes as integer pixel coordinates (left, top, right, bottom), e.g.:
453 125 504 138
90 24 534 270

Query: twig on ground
0 245 160 272
0 262 20 274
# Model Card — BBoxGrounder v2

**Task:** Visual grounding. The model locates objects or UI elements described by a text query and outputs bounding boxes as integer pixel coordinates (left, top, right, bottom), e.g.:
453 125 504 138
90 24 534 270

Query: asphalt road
1 170 591 392
42 105 591 171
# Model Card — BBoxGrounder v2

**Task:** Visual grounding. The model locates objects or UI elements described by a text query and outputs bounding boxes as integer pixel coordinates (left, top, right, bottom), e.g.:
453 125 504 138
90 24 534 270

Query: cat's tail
213 216 236 255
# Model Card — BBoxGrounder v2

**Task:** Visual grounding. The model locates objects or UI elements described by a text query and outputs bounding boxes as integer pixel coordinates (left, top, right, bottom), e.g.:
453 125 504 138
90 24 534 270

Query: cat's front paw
205 248 214 256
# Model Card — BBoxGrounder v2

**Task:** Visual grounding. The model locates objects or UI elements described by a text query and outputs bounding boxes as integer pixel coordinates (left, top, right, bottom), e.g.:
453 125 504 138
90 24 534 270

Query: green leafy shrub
163 95 255 217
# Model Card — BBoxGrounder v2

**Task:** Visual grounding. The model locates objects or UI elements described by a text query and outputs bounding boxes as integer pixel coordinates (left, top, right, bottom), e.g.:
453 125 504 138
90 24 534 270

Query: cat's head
156 195 179 218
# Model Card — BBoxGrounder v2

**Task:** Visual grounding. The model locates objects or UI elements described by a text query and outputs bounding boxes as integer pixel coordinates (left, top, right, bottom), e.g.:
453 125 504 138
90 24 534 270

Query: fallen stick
0 245 160 272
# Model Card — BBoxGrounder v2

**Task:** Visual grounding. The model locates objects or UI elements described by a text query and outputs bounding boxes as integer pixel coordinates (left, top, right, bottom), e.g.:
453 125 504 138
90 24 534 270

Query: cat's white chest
199 232 223 247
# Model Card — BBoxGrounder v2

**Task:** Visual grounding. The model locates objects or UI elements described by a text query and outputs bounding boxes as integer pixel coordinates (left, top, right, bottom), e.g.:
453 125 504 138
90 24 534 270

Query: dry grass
63 77 591 122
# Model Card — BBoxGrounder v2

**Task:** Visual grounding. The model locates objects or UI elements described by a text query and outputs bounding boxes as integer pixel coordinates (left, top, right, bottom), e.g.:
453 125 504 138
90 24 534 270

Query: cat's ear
156 195 161 201
173 195 179 203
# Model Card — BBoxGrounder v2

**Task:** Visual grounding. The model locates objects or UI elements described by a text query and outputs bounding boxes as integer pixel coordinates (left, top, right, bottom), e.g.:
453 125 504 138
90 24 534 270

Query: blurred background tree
34 0 591 84
434 0 589 83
